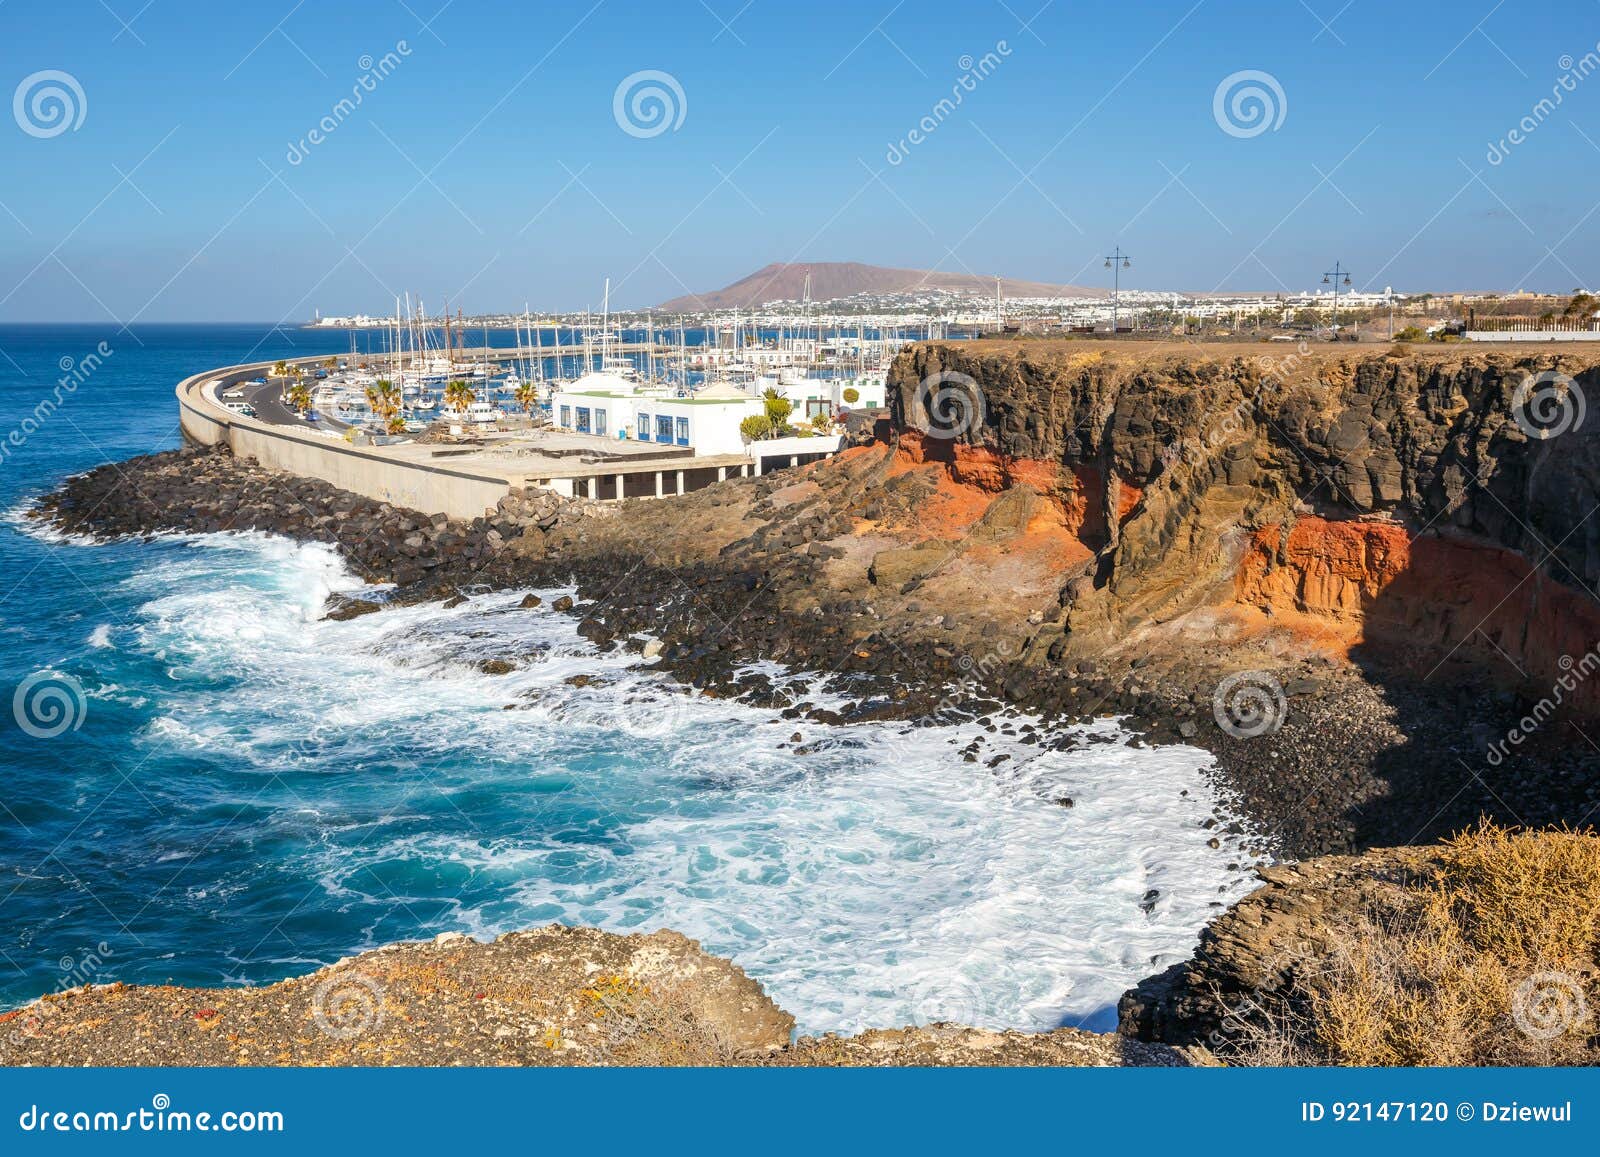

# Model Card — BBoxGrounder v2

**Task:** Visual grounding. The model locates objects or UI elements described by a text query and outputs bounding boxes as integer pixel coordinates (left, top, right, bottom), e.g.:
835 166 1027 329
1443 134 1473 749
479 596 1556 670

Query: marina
222 288 901 508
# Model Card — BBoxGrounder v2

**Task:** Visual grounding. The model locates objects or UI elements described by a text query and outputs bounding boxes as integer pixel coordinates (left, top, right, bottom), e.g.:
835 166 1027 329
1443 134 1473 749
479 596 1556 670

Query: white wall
552 391 637 439
635 399 763 457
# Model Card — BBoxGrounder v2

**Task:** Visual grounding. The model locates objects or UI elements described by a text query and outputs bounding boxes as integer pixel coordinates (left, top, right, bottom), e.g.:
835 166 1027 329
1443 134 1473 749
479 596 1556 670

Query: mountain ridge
656 261 1097 311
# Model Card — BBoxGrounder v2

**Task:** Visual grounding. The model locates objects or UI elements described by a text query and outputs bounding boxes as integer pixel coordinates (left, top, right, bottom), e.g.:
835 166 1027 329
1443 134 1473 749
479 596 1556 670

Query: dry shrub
1243 822 1600 1066
582 974 737 1066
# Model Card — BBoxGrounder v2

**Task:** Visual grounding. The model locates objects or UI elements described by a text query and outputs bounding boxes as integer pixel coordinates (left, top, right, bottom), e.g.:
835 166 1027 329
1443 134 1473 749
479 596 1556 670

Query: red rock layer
1237 516 1600 713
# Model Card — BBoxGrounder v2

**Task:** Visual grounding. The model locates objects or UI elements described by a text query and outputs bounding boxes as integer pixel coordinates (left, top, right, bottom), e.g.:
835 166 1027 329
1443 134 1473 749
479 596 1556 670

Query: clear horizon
1 0 1596 323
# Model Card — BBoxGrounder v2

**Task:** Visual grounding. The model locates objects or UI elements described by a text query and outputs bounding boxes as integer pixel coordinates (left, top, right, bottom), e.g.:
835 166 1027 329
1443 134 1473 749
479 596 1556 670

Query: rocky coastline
0 926 1202 1067
25 338 1600 1055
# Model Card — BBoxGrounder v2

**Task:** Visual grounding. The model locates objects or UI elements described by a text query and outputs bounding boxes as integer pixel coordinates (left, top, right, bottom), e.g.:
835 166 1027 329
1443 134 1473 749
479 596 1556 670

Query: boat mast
535 311 545 388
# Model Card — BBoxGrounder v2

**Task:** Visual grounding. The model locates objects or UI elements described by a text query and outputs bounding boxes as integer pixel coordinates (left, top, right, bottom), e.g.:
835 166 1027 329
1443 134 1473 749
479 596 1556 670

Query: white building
552 375 764 456
631 384 766 456
765 370 887 419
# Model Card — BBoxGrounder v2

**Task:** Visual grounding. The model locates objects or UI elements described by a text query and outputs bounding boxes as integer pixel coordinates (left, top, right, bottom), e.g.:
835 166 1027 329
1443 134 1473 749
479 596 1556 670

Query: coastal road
237 378 349 432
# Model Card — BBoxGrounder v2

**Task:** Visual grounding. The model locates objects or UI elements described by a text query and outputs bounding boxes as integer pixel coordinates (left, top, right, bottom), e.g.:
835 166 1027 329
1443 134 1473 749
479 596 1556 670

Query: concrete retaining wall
176 360 516 519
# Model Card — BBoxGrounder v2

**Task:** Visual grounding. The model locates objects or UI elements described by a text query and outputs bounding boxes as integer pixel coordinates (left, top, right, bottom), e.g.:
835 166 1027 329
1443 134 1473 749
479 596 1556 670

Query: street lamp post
1104 247 1131 334
1322 261 1352 338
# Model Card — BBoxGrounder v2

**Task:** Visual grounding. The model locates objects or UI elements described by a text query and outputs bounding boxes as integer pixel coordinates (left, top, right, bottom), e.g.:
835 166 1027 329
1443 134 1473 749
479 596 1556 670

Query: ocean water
0 324 1259 1034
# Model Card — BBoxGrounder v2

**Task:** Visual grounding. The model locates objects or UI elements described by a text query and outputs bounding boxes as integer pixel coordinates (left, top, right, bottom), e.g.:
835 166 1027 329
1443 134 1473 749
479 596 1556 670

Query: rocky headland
25 337 1600 1060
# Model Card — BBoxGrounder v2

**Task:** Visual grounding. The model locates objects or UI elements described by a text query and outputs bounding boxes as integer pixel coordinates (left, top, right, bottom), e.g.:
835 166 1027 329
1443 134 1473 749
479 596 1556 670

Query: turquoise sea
0 324 1258 1034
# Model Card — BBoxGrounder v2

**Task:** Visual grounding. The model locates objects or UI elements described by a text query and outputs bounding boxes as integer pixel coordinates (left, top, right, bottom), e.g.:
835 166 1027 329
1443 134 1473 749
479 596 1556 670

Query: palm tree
365 379 404 434
443 379 475 417
513 382 540 419
285 382 313 414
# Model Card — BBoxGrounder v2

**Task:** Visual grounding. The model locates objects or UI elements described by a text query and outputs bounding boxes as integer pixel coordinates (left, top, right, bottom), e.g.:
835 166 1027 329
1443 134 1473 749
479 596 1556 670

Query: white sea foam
121 533 1265 1035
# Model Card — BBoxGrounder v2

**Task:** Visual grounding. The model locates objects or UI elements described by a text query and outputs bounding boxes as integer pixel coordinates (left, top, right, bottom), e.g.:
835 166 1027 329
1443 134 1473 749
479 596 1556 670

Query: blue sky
0 0 1597 320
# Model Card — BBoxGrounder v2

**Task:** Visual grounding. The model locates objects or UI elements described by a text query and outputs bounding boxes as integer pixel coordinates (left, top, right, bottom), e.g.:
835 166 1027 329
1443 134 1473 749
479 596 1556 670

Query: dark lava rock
324 595 382 621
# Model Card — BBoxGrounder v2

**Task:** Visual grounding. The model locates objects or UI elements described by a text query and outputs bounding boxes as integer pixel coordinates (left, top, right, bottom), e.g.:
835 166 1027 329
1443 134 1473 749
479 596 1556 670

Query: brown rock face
889 340 1600 711
1236 516 1600 709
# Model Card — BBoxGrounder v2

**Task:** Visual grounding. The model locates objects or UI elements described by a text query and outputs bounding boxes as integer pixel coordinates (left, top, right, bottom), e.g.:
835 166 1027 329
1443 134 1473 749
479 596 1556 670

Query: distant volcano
655 262 1097 311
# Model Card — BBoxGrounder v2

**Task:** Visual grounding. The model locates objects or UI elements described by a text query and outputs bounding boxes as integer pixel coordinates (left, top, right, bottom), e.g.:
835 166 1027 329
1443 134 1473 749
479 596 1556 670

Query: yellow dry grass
1247 823 1600 1066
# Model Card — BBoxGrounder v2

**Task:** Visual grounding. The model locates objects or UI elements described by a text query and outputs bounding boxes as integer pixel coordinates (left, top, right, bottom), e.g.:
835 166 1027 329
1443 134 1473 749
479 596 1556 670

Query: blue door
675 416 690 446
656 415 673 442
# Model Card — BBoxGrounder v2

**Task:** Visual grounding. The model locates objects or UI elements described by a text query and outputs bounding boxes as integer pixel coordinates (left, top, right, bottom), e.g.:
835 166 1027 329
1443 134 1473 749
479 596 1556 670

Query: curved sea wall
176 362 517 518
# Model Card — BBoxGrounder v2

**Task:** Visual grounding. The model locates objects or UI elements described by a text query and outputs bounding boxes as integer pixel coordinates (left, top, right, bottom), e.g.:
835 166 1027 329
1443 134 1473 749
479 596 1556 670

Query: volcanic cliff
886 339 1600 705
